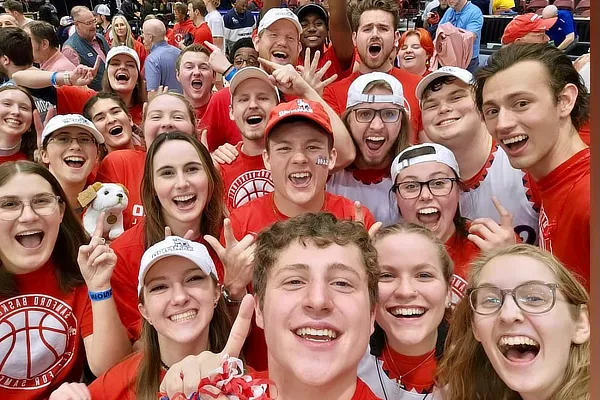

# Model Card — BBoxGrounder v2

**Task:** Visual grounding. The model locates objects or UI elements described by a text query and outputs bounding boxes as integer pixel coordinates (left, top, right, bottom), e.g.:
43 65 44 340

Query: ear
327 147 337 172
117 183 129 197
229 105 235 121
42 38 50 50
571 304 591 345
77 184 100 208
445 285 452 309
39 149 50 165
92 182 103 192
252 34 260 51
176 69 181 82
213 283 222 305
255 298 265 329
262 148 271 171
394 30 401 46
557 83 578 119
352 31 357 48
369 309 376 336
138 302 153 326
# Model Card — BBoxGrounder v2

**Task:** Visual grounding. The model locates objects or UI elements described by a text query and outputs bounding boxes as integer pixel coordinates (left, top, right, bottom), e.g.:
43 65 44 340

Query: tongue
366 139 384 151
506 349 537 363
65 160 84 168
417 212 440 225
290 176 310 186
301 334 332 342
16 233 42 248
192 82 202 89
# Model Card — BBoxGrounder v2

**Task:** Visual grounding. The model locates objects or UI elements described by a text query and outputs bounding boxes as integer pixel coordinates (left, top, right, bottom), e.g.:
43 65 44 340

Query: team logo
229 169 274 209
538 206 553 253
0 295 78 390
450 274 467 307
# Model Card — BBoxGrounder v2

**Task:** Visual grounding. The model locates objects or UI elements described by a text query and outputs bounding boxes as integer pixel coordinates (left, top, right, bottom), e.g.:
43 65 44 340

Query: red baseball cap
501 13 557 45
264 99 333 139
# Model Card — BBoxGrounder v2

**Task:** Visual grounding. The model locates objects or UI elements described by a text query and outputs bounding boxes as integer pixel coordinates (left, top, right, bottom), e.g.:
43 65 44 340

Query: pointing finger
221 294 254 358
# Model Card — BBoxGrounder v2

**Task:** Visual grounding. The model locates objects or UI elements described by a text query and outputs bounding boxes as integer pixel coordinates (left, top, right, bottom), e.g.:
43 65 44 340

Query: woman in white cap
38 114 103 213
0 85 37 164
49 236 232 400
390 143 516 306
0 161 130 400
358 222 453 399
11 46 147 126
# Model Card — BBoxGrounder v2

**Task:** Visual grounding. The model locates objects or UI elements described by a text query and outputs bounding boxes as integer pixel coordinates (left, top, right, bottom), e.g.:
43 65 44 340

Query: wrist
222 285 247 304
222 63 234 75
89 287 113 302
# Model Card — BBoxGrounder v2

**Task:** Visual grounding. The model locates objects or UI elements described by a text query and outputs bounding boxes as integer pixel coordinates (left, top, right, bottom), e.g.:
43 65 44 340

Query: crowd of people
0 0 591 399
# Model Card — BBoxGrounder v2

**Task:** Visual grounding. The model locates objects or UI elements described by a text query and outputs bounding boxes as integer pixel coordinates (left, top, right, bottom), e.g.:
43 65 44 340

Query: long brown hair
0 161 87 298
101 54 148 108
141 131 224 250
135 277 232 400
111 15 135 48
436 244 590 400
0 85 37 161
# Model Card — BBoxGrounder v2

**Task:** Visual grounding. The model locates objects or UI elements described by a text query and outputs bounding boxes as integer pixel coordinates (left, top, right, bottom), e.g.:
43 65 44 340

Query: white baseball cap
138 236 218 296
257 8 302 37
106 46 141 71
390 143 460 183
346 72 406 109
95 4 111 16
229 67 280 101
415 66 474 102
41 114 105 145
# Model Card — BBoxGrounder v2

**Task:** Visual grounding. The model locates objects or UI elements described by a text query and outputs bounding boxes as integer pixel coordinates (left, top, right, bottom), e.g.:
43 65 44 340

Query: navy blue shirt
223 8 255 52
547 10 577 47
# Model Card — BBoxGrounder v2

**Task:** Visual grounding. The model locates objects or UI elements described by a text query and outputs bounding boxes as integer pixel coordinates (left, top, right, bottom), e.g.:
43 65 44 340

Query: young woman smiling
0 161 130 400
109 132 225 342
437 244 590 400
359 222 452 399
397 29 434 77
0 86 37 164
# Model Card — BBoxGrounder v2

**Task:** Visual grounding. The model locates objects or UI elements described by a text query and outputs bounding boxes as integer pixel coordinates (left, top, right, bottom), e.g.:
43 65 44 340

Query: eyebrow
482 90 533 108
146 267 203 286
399 171 452 180
274 262 362 280
155 161 203 174
477 279 549 288
0 192 54 201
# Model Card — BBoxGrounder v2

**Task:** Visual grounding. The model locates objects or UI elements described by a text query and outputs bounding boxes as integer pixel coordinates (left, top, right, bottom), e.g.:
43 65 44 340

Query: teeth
173 195 194 202
16 230 42 236
5 118 21 126
391 307 425 316
290 172 310 178
439 118 459 126
367 136 385 142
499 335 539 347
418 207 439 214
502 135 528 145
169 310 197 322
295 327 338 339
65 156 85 162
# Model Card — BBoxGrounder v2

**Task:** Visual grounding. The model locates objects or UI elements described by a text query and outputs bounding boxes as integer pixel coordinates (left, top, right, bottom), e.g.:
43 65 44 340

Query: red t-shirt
88 352 141 399
110 222 224 340
228 191 375 371
537 148 590 289
193 21 214 45
445 226 480 306
322 68 423 143
218 142 273 211
0 262 93 400
171 19 196 46
578 121 590 147
296 45 354 83
201 87 242 152
128 103 143 126
96 149 146 230
379 344 437 394
195 101 210 134
57 85 96 115
0 151 28 164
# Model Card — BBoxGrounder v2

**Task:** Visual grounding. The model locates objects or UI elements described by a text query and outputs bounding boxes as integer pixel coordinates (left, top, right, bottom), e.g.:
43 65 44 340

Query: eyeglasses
76 19 96 26
233 56 259 68
353 108 402 123
0 194 61 221
392 177 456 199
468 282 559 315
48 134 96 147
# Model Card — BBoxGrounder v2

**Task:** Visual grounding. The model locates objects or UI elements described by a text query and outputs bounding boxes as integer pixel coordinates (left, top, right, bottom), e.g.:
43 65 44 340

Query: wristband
89 288 113 302
63 72 71 86
224 66 238 82
50 71 58 87
222 287 246 305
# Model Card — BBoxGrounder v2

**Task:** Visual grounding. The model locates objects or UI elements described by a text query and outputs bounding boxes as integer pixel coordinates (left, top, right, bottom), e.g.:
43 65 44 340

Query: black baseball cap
295 3 329 27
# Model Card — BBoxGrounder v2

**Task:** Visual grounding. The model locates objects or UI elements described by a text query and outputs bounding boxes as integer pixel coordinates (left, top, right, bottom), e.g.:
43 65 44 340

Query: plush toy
78 182 129 240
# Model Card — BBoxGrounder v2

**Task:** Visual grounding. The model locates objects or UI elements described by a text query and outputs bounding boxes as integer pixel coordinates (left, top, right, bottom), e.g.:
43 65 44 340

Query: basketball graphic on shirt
450 274 467 307
229 169 274 209
0 295 77 390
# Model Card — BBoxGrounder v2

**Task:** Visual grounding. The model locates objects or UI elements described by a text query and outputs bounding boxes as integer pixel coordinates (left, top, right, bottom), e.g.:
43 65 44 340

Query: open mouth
403 54 415 61
64 156 86 169
502 134 529 152
388 306 427 319
15 230 44 249
289 171 312 187
272 50 288 61
437 117 460 127
115 72 130 83
246 115 264 126
109 126 124 136
365 136 385 151
498 335 540 363
191 79 203 90
294 327 340 343
417 207 440 225
4 118 22 128
169 309 198 322
173 194 197 209
368 44 382 57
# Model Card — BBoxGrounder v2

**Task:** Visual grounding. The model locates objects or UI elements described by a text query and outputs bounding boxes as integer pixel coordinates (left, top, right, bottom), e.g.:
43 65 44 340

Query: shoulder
110 220 145 252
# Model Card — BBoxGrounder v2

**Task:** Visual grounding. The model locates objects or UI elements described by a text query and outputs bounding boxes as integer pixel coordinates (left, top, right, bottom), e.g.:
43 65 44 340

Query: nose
170 283 190 306
175 172 189 188
438 102 453 115
18 202 39 223
370 112 385 130
393 276 418 299
498 293 525 324
303 279 334 315
291 149 309 164
68 138 82 150
116 193 123 198
418 183 434 201
161 118 174 130
9 103 20 114
494 108 518 136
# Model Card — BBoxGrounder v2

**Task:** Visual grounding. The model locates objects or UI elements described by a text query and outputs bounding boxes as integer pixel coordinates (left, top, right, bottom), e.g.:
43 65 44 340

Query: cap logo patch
150 237 194 260
278 99 313 117
60 115 92 126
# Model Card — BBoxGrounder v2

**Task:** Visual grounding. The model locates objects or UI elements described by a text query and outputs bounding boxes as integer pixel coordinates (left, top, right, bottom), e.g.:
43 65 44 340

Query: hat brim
259 16 303 37
106 48 141 71
229 67 278 99
43 122 105 145
415 69 473 101
536 16 557 30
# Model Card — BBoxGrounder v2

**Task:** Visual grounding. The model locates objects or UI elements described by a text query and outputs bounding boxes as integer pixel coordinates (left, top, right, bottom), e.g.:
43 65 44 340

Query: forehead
301 12 326 22
403 34 421 44
376 232 442 267
0 173 53 196
477 254 556 287
0 89 30 103
397 161 454 180
110 54 136 64
79 11 94 20
147 95 187 111
482 60 550 104
153 140 201 166
181 51 210 63
234 77 275 96
91 97 121 112
359 10 394 27
144 256 203 280
52 126 94 137
234 47 258 57
265 19 299 37
273 240 366 275
269 120 329 144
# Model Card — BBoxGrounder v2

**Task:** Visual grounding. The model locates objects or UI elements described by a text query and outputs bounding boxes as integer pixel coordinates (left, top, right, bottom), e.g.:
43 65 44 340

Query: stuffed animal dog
78 182 129 240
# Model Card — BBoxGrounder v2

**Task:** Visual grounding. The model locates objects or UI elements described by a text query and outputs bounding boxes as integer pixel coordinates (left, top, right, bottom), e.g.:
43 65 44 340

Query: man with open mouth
322 0 423 145
474 43 590 290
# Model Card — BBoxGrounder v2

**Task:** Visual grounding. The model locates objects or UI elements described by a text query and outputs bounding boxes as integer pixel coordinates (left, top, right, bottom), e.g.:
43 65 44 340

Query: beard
358 45 395 70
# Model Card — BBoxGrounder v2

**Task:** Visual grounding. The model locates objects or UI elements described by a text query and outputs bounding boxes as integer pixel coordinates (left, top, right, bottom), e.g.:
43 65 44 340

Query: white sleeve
208 14 225 38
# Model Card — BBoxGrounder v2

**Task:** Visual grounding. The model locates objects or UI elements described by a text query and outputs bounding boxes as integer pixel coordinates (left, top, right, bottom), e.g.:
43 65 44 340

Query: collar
151 40 169 52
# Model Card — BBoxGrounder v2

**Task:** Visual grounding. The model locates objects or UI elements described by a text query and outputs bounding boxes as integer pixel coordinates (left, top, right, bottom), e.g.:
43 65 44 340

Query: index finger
492 196 513 227
93 212 105 238
204 41 220 52
164 226 172 237
92 56 100 76
221 294 255 358
222 218 238 247
258 57 280 71
353 201 364 225
303 47 311 69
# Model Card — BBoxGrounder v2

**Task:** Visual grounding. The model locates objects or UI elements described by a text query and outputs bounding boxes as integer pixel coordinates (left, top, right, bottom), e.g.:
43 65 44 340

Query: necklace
0 140 21 156
160 360 170 370
384 344 435 392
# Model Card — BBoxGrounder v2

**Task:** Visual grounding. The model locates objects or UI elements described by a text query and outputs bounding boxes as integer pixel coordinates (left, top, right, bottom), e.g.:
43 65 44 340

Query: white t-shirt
206 10 225 39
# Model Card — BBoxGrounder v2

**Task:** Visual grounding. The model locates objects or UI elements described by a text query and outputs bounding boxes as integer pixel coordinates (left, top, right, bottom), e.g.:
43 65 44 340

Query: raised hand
148 85 170 101
296 48 338 96
258 57 312 97
70 57 100 86
204 41 233 75
164 226 196 239
468 196 517 252
159 295 255 398
204 219 256 300
77 212 116 292
49 382 91 400
353 201 382 237
211 143 239 165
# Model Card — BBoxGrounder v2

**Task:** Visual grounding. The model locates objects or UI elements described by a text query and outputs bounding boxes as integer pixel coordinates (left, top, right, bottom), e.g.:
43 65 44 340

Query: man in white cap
327 72 409 226
416 66 540 245
93 4 112 42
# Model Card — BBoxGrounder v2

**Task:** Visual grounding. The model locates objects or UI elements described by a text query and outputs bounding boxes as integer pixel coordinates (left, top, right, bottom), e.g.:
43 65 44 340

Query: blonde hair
111 15 135 48
436 244 590 400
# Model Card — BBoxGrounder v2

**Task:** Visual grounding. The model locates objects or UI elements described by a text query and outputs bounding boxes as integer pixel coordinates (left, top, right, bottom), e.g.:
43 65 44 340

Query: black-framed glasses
392 177 456 199
233 55 259 68
353 108 401 123
0 194 62 221
468 282 559 315
76 19 96 26
48 134 96 147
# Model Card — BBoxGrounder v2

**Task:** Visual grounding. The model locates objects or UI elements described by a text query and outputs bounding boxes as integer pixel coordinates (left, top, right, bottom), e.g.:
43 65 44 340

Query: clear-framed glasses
353 108 402 123
0 194 62 221
48 134 96 147
468 282 559 315
392 177 457 199
76 19 96 26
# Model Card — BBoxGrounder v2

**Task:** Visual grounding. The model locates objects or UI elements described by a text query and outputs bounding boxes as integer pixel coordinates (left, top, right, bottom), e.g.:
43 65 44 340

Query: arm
557 32 575 50
61 45 81 67
465 11 484 36
12 61 99 89
328 0 355 72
